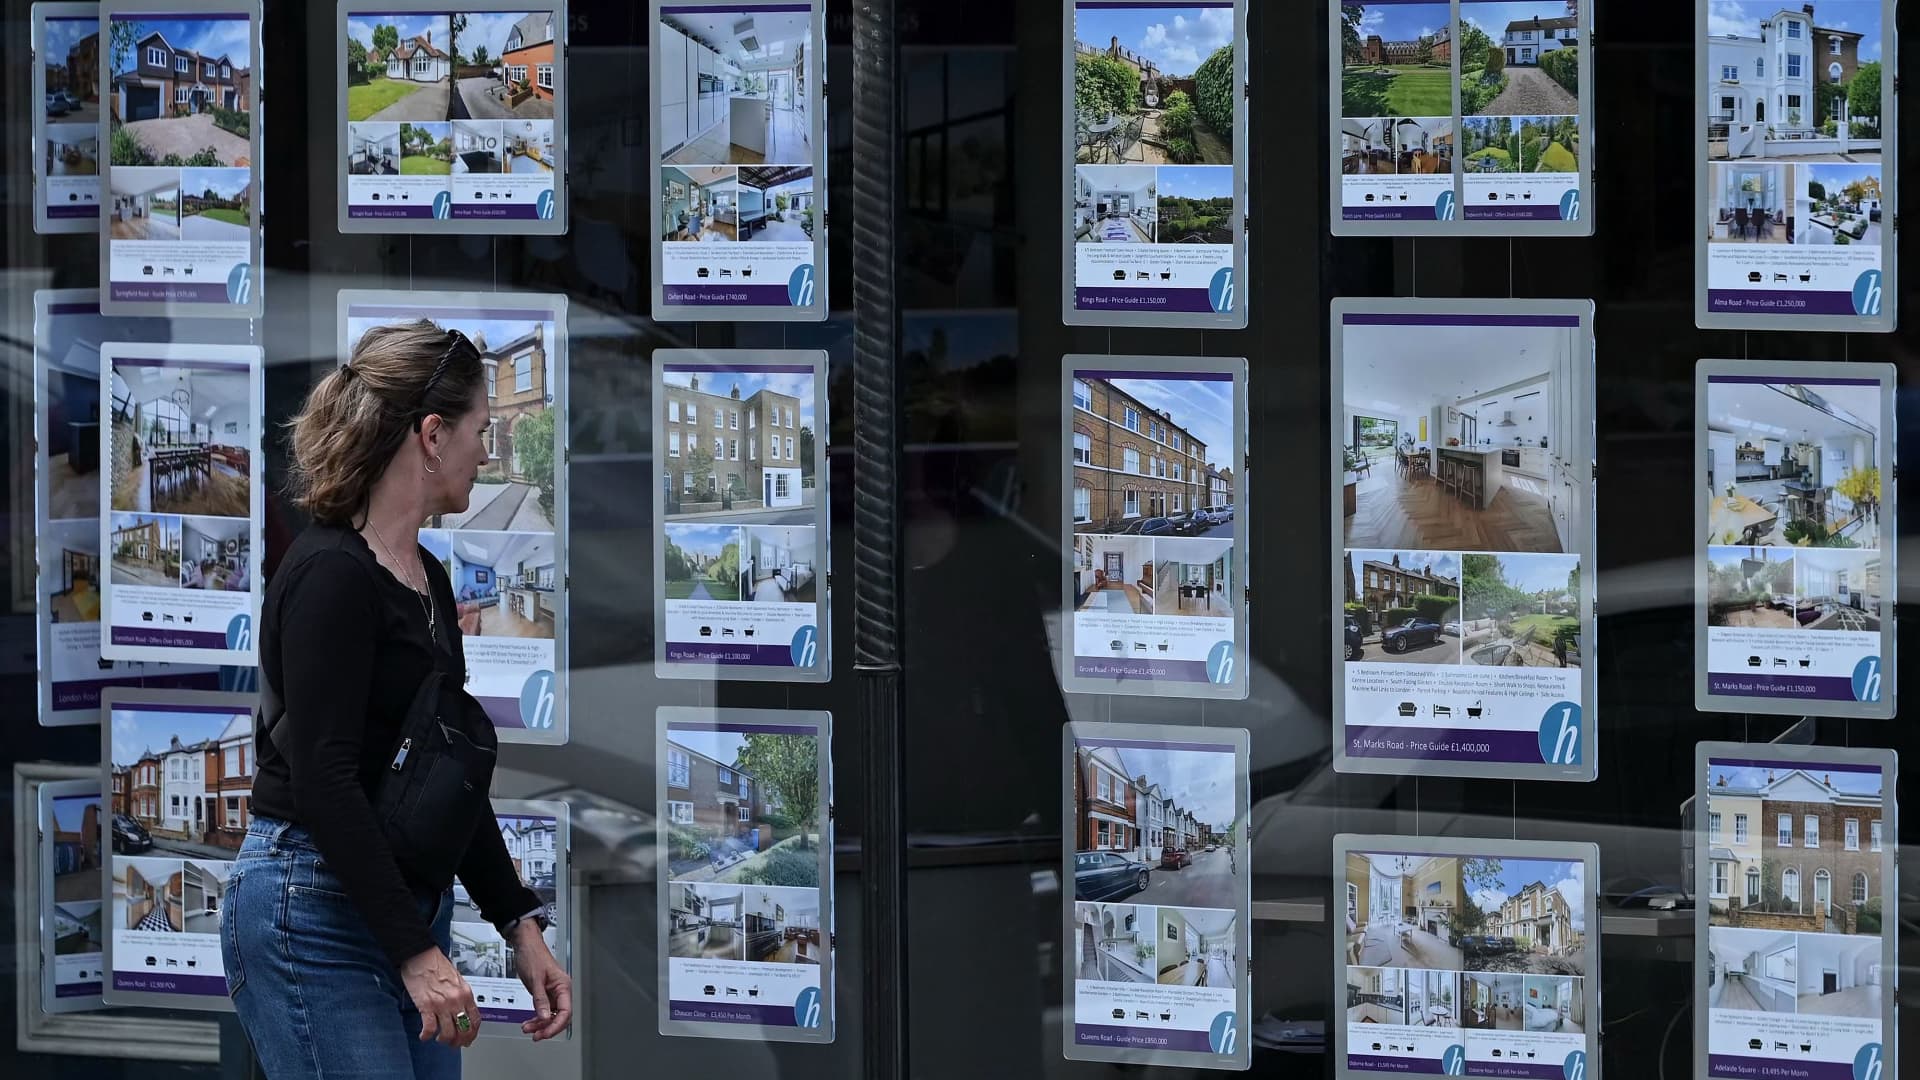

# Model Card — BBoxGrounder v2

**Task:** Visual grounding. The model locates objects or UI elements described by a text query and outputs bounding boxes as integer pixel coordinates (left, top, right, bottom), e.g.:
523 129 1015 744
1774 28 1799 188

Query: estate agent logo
519 670 558 729
1537 702 1581 766
1207 1011 1237 1055
795 986 823 1028
1565 1049 1588 1080
1852 656 1883 702
789 265 817 307
224 613 253 652
1434 191 1456 221
1441 1045 1466 1075
432 191 452 219
1559 189 1581 222
792 625 819 669
1206 641 1235 686
226 264 253 305
1208 268 1235 314
1853 1044 1883 1080
1852 270 1884 317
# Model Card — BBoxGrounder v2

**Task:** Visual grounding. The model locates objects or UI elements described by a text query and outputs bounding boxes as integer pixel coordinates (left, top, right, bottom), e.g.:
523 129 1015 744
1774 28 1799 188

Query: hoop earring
425 454 443 475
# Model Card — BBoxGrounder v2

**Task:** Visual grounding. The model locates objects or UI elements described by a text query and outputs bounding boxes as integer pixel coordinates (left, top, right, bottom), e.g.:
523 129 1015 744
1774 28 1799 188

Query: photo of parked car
1075 850 1151 902
1383 617 1446 652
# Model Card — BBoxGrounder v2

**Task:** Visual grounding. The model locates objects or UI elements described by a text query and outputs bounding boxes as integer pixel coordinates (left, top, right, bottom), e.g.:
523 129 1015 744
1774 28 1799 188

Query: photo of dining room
1341 117 1395 174
1795 549 1881 632
661 166 738 241
1151 537 1235 618
1709 163 1792 243
1705 377 1882 549
1073 166 1156 244
446 531 557 639
179 516 251 592
1706 547 1796 629
108 360 251 518
45 520 103 622
1404 969 1459 1027
1464 972 1524 1030
108 512 181 589
743 525 816 604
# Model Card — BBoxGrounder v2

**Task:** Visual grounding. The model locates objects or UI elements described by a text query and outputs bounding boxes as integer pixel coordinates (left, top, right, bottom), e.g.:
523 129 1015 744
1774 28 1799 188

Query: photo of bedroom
661 166 738 241
444 531 557 639
347 122 402 175
179 516 251 592
1522 974 1585 1033
107 360 251 518
46 520 103 622
743 526 816 603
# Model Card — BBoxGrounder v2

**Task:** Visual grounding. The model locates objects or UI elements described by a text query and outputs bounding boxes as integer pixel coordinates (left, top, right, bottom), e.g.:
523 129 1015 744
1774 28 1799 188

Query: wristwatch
495 903 554 938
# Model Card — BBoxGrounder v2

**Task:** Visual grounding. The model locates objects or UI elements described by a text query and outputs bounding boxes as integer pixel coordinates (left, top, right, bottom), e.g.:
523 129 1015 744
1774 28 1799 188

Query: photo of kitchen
1345 966 1408 1025
113 856 182 933
180 859 229 934
1706 547 1797 629
1705 377 1882 549
442 531 557 639
659 8 813 167
668 882 744 960
660 166 738 241
108 359 252 519
1342 315 1584 555
1706 927 1797 1014
41 340 103 521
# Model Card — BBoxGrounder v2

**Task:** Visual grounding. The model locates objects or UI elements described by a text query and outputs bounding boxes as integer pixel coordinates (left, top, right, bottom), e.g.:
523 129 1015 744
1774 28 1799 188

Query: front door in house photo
1104 551 1123 578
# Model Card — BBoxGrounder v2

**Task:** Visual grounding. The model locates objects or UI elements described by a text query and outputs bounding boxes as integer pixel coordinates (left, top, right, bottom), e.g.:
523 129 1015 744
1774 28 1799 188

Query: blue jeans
222 816 459 1080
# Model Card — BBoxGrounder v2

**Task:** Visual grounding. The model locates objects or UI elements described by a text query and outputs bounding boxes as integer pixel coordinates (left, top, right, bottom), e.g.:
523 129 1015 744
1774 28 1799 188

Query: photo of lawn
1464 115 1578 173
399 122 452 174
664 524 744 602
179 167 250 239
1155 165 1233 245
1460 552 1581 668
344 13 453 122
1340 3 1453 117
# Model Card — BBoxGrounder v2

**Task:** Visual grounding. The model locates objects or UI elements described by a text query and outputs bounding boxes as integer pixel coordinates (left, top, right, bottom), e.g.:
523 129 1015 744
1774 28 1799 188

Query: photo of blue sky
664 523 742 562
181 167 248 202
1349 549 1461 584
1074 3 1234 78
1346 2 1453 46
1461 2 1577 34
347 13 450 53
1707 761 1882 798
1157 164 1231 201
1104 376 1234 469
1708 0 1884 60
1482 551 1580 596
107 16 252 77
54 794 100 833
43 14 98 62
1081 739 1236 828
1804 161 1882 194
1465 857 1586 931
663 367 816 432
110 707 246 769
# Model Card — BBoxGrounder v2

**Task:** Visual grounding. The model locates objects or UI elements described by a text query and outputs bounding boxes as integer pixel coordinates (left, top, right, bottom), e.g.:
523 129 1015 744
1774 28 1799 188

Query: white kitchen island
729 94 769 156
1436 446 1507 510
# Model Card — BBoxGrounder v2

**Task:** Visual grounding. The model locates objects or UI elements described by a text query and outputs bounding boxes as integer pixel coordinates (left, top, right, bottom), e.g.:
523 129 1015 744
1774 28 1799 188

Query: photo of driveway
1483 68 1576 115
119 113 249 167
370 82 450 121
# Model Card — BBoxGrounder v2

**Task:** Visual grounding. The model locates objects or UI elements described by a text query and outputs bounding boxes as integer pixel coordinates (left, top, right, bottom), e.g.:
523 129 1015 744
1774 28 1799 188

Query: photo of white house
1706 0 1884 161
1459 2 1581 116
345 14 453 122
1074 165 1156 243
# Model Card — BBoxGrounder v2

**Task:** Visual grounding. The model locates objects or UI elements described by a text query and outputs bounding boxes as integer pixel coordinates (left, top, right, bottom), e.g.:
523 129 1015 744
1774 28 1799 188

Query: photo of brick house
449 11 556 121
1706 763 1883 934
661 367 814 522
1070 373 1229 533
106 18 253 168
664 723 821 888
111 705 253 859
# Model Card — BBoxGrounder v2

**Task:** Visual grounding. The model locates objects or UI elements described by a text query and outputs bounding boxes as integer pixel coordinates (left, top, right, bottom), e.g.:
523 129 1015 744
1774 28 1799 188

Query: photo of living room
179 516 250 592
1795 549 1881 632
1073 165 1156 243
445 531 556 639
665 722 823 888
1794 935 1882 1017
180 859 229 934
1463 972 1524 1030
109 168 181 241
1707 927 1797 1014
1706 547 1797 628
108 512 181 589
46 520 103 622
1074 4 1236 166
1706 377 1882 549
1522 975 1585 1033
738 166 814 241
743 526 816 603
347 122 402 175
47 130 99 177
114 856 182 933
108 360 251 518
1709 163 1792 243
743 886 824 965
1343 550 1460 665
1155 907 1237 989
1073 534 1154 615
1343 851 1465 970
661 166 738 241
1459 551 1581 668
1152 537 1234 618
1346 966 1408 1025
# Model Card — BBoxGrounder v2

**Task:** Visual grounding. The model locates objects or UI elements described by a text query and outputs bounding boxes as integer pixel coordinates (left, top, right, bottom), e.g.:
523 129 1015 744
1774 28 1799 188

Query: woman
223 321 572 1079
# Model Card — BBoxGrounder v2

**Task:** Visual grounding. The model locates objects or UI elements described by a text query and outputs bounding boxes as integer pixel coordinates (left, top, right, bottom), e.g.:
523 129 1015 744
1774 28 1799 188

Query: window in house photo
514 354 532 392
538 64 553 90
668 800 694 824
670 432 680 457
785 437 794 458
1783 867 1800 903
1804 815 1818 847
1074 431 1091 465
226 798 241 827
1871 821 1883 851
1074 380 1092 411
1852 872 1868 904
1845 819 1859 851
738 806 750 822
1735 814 1748 844
1712 861 1728 897
147 46 166 66
1124 407 1139 432
714 409 723 428
668 748 690 787
1709 812 1721 841
1122 447 1140 474
1073 484 1091 523
719 766 734 785
1778 814 1792 846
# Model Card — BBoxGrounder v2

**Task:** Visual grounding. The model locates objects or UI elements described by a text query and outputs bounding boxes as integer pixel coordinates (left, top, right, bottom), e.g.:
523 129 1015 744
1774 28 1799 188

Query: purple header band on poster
475 697 525 730
670 722 820 736
112 357 252 371
113 701 249 716
110 627 233 649
1346 1054 1446 1074
349 204 437 219
665 364 817 374
1073 370 1233 382
1708 672 1859 701
1346 727 1546 764
49 205 98 220
1344 314 1582 328
667 642 800 666
54 671 222 710
1077 738 1236 754
1073 1024 1218 1052
664 5 810 13
1708 1055 1857 1080
1464 205 1568 221
113 971 231 996
110 283 236 304
349 305 558 320
50 304 99 315
112 12 250 20
1079 2 1230 8
452 204 545 220
664 284 797 306
1466 1060 1569 1079
1708 375 1883 386
56 981 103 998
1707 290 1859 316
1075 288 1217 314
1708 757 1882 774
668 1000 800 1026
1073 657 1212 683
1345 206 1441 222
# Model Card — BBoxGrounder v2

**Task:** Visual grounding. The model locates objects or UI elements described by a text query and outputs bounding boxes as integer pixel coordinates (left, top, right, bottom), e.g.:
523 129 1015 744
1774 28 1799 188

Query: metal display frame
33 2 104 234
473 798 572 1038
38 779 107 1015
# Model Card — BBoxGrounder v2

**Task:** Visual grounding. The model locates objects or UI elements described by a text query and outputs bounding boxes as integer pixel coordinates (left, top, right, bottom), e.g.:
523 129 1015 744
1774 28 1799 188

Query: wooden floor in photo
1346 461 1563 553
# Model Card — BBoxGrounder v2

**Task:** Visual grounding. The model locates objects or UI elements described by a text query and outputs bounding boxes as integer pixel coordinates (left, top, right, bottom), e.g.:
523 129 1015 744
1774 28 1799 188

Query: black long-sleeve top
251 524 539 968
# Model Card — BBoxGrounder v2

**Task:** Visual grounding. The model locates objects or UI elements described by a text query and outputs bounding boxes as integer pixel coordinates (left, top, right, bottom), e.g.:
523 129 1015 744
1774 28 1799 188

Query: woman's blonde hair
285 320 484 526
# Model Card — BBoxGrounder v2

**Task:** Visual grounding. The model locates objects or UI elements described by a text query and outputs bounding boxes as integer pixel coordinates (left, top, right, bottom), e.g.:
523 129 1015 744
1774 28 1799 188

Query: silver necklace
367 521 437 645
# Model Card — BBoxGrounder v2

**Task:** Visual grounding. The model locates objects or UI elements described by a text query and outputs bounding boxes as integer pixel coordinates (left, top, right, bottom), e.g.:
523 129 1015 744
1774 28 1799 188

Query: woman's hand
511 921 573 1041
401 946 481 1048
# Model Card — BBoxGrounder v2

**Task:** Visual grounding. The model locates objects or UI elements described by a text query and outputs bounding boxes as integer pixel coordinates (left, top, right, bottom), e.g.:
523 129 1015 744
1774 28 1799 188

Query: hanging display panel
1063 722 1250 1070
33 4 105 234
1331 0 1595 235
1333 834 1601 1080
99 687 254 1011
38 780 108 1014
651 350 829 682
1694 0 1897 330
338 290 570 743
1060 355 1248 700
1695 360 1895 717
334 1 568 232
36 292 225 726
1330 300 1596 780
657 707 835 1043
1694 743 1897 1080
648 0 828 322
1061 0 1248 327
466 800 571 1035
98 0 264 317
97 341 263 667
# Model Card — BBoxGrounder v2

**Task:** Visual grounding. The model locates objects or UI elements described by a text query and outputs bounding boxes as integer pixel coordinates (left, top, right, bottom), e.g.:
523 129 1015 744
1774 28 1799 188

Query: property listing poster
34 5 105 234
1696 363 1894 718
1333 0 1593 233
457 800 569 1033
1061 356 1248 700
100 689 253 1011
653 351 829 682
1696 746 1896 1080
40 783 107 1013
98 342 263 667
1335 838 1598 1080
1064 723 1249 1070
100 1 262 316
337 4 566 230
35 292 224 725
1332 302 1595 780
1696 0 1897 330
341 291 569 744
650 0 828 321
658 708 834 1043
1064 0 1247 326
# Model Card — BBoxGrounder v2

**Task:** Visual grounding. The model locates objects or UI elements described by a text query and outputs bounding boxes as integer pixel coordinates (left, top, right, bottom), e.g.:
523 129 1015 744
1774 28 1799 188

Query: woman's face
430 384 492 515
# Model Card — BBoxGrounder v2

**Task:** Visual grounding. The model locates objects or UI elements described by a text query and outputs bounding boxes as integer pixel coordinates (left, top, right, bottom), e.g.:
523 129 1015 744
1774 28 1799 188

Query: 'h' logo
1853 270 1884 316
1853 657 1883 702
1208 1012 1237 1054
1442 1046 1467 1074
1853 1044 1883 1080
1537 703 1581 765
225 614 253 652
792 626 818 669
789 265 816 307
520 671 557 729
1565 1050 1588 1080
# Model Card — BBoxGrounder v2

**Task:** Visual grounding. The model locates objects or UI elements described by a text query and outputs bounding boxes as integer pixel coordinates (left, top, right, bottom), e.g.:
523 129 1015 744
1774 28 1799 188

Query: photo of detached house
1706 927 1797 1013
107 17 251 166
1459 856 1588 974
109 167 181 241
1074 4 1236 165
1464 972 1525 1030
1346 966 1407 1025
108 512 181 589
1458 2 1581 116
1073 902 1154 984
114 856 182 932
1797 549 1881 631
1344 550 1460 664
660 367 815 524
108 359 251 519
345 13 452 122
743 886 823 965
1343 852 1466 970
446 532 556 639
1341 3 1453 117
1704 763 1883 934
664 724 822 888
1800 162 1883 246
43 18 103 125
1707 547 1797 628
1073 165 1156 244
668 882 743 960
1459 551 1581 668
661 166 739 241
1706 377 1882 549
450 11 557 121
1706 0 1884 162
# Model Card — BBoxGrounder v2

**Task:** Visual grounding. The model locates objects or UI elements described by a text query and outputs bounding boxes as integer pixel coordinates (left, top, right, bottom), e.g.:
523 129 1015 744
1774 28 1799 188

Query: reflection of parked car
1344 621 1364 661
113 814 153 854
46 94 72 116
1161 847 1191 870
1075 851 1149 901
1383 619 1444 652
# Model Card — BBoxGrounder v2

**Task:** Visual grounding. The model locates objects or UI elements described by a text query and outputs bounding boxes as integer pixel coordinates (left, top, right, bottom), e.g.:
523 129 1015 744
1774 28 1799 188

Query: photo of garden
399 122 454 174
1073 5 1235 165
1706 547 1797 629
1339 3 1452 117
1464 115 1579 174
1802 163 1884 247
1459 551 1581 668
1155 165 1233 245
